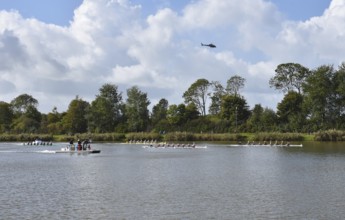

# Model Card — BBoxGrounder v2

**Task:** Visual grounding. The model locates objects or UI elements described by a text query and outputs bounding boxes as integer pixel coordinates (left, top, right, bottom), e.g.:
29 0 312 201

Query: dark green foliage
151 99 168 123
0 101 13 133
87 84 123 133
125 86 150 132
62 96 90 134
277 91 304 132
314 130 345 141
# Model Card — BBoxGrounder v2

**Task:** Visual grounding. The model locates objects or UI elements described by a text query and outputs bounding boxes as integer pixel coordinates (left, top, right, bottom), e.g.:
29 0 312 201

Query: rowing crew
127 139 158 144
244 140 291 146
146 143 196 148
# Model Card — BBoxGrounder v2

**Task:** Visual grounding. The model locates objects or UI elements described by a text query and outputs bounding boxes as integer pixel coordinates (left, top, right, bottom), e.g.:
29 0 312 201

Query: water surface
1 142 345 219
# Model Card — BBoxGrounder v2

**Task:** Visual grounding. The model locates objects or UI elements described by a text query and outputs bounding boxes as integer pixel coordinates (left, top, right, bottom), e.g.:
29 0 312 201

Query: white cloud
0 0 343 113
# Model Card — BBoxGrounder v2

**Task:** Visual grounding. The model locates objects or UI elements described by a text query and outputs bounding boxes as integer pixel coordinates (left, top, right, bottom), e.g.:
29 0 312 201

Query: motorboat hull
55 149 101 154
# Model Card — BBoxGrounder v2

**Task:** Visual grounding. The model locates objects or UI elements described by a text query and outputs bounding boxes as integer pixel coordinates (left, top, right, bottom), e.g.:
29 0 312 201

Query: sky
0 0 341 114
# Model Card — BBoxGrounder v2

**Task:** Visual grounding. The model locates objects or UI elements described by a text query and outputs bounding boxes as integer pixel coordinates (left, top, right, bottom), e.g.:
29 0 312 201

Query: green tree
246 104 264 132
10 94 42 133
125 86 150 132
151 98 168 126
45 107 65 134
185 103 200 121
333 62 345 129
12 105 42 133
10 94 38 115
226 75 245 97
303 65 336 130
269 63 310 94
247 105 278 132
87 84 123 133
40 107 62 134
62 96 90 134
209 81 225 115
183 78 210 116
260 108 278 132
167 104 186 128
0 101 13 132
276 91 304 132
220 94 250 132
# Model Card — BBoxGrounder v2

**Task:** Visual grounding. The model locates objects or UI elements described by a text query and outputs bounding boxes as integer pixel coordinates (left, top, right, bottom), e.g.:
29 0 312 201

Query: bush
251 132 304 142
163 132 246 142
314 130 345 141
125 132 162 142
0 134 53 142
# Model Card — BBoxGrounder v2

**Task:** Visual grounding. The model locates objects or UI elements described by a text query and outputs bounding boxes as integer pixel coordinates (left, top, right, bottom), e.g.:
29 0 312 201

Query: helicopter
201 43 216 48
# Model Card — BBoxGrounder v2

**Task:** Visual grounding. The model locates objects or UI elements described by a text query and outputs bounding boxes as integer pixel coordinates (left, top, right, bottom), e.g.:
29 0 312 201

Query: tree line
1 62 345 135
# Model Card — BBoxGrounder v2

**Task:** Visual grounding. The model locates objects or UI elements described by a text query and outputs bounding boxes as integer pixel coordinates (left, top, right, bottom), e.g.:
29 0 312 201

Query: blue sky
0 0 342 113
0 0 331 26
0 0 82 25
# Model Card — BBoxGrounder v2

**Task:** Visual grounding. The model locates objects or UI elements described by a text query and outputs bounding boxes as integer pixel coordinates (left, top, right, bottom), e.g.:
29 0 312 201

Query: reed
250 132 304 142
125 132 162 142
163 132 246 142
314 130 345 141
0 134 53 142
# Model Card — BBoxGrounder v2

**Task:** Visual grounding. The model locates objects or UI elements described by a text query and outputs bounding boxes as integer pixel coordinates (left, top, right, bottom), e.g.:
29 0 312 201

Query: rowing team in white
127 139 158 144
144 143 196 148
243 140 291 146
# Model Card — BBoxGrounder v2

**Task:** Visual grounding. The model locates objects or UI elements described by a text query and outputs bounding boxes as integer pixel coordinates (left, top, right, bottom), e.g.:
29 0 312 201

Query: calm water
1 142 345 219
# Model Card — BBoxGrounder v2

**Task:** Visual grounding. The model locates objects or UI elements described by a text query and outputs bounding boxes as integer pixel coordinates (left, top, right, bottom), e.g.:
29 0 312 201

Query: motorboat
55 147 101 154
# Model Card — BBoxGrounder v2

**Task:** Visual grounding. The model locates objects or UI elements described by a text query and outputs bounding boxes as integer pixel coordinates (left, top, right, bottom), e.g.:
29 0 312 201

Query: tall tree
246 104 264 132
10 94 41 133
125 86 150 132
333 62 345 129
12 105 42 133
247 105 278 132
276 91 304 132
185 103 200 121
0 101 13 132
269 63 310 94
183 78 210 116
226 75 245 97
62 96 90 134
10 94 38 115
87 84 123 133
46 107 63 134
220 94 250 132
151 98 168 126
303 65 336 130
260 108 278 132
209 81 225 115
167 104 186 127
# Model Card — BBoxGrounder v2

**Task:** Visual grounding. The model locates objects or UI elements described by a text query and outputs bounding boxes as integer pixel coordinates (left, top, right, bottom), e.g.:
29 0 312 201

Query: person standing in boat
69 139 75 151
82 139 89 150
77 139 82 151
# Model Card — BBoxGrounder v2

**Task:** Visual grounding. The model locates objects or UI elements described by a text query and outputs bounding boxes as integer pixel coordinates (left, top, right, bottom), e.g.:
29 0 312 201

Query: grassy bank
0 132 318 143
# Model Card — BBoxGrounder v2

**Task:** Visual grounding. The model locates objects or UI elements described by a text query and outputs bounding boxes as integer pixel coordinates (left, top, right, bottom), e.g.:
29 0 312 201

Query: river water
1 142 345 219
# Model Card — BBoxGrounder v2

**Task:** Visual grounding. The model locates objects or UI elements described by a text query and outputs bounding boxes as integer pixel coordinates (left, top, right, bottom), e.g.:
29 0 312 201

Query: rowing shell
142 145 207 149
229 144 303 147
